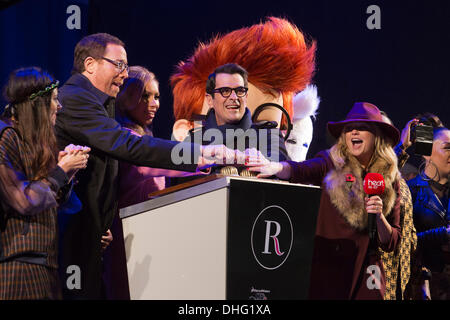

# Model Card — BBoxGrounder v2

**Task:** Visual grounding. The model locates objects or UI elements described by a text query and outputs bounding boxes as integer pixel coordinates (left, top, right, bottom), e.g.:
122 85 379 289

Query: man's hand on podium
197 145 247 170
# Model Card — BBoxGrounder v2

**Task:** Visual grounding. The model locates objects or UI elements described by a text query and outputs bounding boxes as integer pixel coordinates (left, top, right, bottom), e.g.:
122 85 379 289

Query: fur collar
323 146 399 231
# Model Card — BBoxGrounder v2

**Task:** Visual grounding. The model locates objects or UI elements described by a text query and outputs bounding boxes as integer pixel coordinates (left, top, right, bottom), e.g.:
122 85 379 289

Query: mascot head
170 17 316 141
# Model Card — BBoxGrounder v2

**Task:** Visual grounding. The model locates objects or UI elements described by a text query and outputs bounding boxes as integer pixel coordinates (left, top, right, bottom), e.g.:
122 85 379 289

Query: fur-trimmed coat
288 147 401 299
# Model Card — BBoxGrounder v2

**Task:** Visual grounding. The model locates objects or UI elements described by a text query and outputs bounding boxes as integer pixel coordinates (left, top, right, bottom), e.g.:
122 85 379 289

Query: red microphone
363 173 385 241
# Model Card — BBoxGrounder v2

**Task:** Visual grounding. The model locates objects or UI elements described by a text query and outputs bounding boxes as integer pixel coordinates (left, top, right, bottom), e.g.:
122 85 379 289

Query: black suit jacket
55 73 198 299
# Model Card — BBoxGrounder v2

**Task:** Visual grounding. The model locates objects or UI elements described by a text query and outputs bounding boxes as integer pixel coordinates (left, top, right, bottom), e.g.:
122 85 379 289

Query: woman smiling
247 102 403 299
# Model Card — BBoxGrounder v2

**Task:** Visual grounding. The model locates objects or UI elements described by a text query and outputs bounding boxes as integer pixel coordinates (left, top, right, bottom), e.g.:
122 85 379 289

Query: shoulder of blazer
0 120 11 135
59 83 107 110
0 121 17 142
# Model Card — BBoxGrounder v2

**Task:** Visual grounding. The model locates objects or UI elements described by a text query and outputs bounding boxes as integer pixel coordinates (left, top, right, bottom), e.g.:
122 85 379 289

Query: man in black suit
55 33 233 299
185 63 290 176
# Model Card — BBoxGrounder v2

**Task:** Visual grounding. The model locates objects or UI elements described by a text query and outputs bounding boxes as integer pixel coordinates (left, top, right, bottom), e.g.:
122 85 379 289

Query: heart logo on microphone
363 173 385 195
367 179 384 189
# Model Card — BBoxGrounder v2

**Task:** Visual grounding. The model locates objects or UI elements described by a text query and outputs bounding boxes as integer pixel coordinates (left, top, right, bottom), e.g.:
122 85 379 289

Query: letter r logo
251 205 293 270
262 220 284 256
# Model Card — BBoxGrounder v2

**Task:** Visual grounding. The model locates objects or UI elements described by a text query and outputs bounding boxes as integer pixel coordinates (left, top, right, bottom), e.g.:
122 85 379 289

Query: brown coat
288 148 401 299
0 127 68 299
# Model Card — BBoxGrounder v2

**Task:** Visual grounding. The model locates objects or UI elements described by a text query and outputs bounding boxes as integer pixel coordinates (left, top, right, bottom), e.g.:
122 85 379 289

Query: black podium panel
226 179 321 299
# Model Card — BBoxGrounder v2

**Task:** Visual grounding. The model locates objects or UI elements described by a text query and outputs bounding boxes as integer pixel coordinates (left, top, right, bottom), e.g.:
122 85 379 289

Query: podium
119 175 321 300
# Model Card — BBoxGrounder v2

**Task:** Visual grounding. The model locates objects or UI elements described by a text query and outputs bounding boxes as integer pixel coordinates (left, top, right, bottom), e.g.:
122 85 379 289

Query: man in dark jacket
185 63 289 176
55 33 231 299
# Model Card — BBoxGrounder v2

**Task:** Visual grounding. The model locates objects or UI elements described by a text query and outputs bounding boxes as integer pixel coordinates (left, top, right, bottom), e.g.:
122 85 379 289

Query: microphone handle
367 194 378 241
368 212 377 241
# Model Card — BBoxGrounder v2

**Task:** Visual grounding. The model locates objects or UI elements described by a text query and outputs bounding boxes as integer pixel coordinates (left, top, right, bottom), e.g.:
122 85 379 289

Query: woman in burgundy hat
247 102 403 300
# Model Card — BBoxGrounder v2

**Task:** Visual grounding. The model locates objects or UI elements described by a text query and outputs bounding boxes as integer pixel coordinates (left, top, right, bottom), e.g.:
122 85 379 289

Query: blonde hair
332 124 399 182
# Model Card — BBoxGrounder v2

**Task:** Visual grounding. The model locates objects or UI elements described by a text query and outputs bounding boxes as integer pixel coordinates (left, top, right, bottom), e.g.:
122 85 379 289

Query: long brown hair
3 67 58 180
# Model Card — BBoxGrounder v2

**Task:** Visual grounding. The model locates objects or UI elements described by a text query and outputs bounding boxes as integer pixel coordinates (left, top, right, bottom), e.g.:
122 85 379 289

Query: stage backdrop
87 0 450 157
1 0 449 158
0 0 88 106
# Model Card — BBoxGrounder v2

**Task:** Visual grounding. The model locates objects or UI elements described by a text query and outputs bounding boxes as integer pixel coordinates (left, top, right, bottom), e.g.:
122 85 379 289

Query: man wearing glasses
185 63 290 176
55 33 234 299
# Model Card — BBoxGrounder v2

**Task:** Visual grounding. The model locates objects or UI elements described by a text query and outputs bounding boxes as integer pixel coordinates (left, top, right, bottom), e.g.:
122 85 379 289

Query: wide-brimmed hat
327 102 400 145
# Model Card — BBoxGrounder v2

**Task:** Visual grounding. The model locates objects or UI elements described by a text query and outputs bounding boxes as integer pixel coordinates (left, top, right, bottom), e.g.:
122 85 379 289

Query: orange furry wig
170 17 316 127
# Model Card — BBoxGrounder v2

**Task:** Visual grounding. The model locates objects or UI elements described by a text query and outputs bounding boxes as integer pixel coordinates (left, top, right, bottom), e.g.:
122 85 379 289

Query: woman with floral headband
247 102 403 299
0 67 90 299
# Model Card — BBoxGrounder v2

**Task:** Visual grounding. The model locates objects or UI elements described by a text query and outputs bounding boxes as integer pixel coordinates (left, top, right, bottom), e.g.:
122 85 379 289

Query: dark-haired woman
0 67 90 299
103 66 204 299
406 126 450 299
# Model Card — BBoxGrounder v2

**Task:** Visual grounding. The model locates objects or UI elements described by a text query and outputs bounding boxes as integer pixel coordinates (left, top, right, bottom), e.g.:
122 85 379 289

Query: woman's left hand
365 195 383 215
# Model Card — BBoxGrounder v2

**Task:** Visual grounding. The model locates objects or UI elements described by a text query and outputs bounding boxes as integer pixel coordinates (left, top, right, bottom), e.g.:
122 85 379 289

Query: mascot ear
172 119 194 142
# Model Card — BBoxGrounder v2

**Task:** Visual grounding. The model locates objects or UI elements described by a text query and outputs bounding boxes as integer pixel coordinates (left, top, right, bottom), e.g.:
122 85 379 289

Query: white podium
119 175 321 300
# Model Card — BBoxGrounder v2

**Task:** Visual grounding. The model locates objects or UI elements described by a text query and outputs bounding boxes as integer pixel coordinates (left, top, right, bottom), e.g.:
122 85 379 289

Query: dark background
1 0 449 158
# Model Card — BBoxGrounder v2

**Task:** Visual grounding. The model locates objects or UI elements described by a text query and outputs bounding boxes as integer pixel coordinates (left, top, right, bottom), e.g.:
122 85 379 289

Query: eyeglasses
212 86 248 98
102 57 129 74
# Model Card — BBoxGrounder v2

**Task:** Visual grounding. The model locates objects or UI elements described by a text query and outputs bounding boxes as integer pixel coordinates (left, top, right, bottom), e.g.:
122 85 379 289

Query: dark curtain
87 0 450 157
0 0 89 108
2 0 449 156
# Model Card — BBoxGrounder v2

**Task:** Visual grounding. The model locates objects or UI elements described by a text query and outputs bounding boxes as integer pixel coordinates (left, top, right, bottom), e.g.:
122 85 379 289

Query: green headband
29 80 59 100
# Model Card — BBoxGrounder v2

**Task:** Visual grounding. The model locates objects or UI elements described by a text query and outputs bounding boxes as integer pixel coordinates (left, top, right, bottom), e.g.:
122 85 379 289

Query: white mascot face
285 116 313 162
284 85 320 162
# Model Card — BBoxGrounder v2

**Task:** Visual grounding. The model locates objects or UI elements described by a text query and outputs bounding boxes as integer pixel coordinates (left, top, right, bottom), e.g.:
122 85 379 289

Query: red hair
171 17 316 127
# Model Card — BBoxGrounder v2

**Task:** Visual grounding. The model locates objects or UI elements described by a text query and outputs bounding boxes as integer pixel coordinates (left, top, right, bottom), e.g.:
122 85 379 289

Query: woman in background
406 123 449 299
104 66 203 299
116 66 169 208
393 113 448 299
